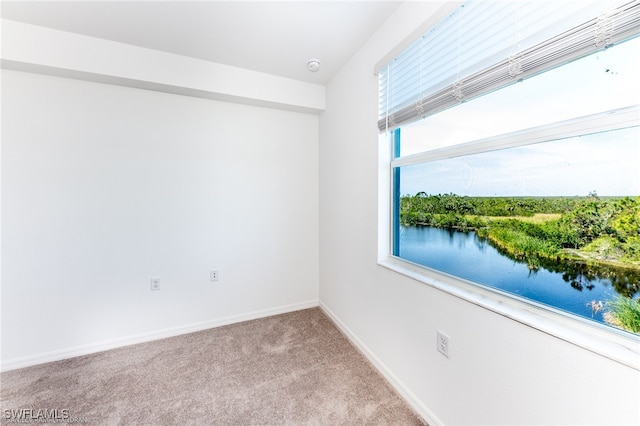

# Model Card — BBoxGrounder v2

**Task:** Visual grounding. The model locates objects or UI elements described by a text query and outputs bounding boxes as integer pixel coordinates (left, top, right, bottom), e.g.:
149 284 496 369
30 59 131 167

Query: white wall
1 69 319 368
318 2 640 425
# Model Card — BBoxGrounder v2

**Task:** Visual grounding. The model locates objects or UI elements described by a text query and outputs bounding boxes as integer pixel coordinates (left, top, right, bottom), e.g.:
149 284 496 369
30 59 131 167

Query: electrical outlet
210 270 219 282
150 277 161 291
437 330 450 358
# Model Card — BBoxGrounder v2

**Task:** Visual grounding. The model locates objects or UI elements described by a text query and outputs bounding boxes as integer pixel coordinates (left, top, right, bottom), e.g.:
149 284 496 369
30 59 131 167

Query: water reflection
400 225 640 324
488 237 640 297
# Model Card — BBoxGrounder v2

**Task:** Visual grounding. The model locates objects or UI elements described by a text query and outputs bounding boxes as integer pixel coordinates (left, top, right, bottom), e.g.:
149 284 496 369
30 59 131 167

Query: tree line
400 192 640 268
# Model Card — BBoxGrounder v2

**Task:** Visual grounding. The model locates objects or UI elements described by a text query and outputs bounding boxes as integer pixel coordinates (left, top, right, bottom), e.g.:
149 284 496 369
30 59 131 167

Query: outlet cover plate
150 277 161 291
437 330 450 358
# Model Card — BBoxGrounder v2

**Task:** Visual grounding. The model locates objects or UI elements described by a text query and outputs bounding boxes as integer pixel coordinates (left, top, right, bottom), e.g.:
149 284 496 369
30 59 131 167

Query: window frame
390 106 639 170
380 108 640 370
376 9 640 368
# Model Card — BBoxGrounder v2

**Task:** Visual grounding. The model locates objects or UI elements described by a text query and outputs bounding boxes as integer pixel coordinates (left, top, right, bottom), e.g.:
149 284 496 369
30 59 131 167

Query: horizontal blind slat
379 0 640 132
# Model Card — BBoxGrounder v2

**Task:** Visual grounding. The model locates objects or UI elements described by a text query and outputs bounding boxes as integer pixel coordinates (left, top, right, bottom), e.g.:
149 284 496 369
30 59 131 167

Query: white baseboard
319 301 443 426
1 300 319 372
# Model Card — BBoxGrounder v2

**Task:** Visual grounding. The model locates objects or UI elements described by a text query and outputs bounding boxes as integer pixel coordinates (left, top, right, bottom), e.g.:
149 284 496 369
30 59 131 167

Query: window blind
378 0 640 132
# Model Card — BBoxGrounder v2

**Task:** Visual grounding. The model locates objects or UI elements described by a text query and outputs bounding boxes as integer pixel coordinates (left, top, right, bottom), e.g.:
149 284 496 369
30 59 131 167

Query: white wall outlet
437 330 450 358
150 277 161 291
209 270 219 282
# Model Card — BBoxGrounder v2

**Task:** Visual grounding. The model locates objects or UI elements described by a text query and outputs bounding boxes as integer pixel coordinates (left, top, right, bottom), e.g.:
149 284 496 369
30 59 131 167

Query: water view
392 37 640 334
399 225 640 325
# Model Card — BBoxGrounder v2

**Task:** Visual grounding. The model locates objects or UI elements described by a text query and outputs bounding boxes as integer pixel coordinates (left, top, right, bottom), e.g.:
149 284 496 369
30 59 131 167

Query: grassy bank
603 296 640 333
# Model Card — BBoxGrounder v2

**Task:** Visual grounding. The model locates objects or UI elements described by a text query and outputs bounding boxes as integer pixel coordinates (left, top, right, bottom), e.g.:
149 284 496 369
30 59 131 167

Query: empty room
2 1 639 424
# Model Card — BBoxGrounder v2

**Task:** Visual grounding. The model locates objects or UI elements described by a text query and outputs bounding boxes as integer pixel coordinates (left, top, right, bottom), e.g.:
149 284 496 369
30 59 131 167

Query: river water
399 226 640 325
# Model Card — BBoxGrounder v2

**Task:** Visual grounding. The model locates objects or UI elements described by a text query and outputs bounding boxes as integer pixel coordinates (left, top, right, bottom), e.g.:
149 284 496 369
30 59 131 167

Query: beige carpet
1 308 425 425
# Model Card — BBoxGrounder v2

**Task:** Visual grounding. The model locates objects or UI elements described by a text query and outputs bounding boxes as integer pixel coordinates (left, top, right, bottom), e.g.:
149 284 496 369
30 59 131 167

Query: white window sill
378 256 640 371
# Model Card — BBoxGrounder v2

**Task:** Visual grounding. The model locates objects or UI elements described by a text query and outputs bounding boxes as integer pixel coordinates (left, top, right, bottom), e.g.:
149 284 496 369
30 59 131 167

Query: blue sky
398 36 639 198
400 126 640 197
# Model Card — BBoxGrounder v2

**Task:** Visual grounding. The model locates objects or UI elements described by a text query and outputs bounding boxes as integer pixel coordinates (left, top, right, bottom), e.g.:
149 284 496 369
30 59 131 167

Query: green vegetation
400 192 640 270
400 192 640 333
603 296 640 333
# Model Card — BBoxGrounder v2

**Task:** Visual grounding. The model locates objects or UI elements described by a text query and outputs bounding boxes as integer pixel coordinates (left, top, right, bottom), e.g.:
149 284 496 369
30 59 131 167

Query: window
379 0 640 335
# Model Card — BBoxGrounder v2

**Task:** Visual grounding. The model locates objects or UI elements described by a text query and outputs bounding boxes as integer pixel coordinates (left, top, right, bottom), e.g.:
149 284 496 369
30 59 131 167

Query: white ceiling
1 1 400 85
